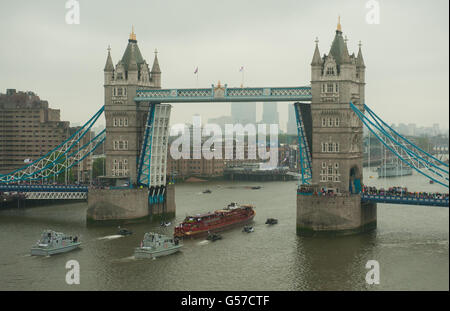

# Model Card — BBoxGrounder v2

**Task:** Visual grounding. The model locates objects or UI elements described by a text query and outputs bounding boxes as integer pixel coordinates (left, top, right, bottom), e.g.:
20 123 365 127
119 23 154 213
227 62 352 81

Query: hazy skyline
0 0 448 129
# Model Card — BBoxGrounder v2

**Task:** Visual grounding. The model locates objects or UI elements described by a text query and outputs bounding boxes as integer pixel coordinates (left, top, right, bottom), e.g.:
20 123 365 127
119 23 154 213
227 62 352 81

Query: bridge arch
349 165 362 194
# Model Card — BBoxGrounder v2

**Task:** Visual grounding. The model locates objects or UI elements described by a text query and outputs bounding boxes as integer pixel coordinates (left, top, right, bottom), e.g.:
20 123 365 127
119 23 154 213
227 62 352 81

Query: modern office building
261 102 279 125
231 102 256 124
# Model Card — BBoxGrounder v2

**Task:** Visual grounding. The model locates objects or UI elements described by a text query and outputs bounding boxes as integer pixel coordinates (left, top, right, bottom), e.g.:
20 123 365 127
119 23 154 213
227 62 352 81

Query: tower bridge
1 21 448 233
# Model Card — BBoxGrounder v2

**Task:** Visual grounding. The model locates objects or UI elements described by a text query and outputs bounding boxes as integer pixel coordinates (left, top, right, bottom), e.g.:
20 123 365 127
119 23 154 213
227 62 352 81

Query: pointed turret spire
329 17 351 65
311 37 322 65
128 44 138 71
151 48 161 73
104 45 114 72
356 41 365 67
337 15 342 32
129 25 137 42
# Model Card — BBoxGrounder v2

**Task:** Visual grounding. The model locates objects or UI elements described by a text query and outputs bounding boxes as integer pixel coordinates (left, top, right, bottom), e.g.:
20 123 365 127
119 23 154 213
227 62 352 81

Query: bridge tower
296 19 377 236
103 27 163 184
87 28 174 224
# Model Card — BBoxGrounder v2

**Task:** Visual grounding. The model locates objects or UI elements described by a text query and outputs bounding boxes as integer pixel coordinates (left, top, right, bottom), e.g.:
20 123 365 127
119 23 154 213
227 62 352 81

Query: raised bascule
0 21 448 231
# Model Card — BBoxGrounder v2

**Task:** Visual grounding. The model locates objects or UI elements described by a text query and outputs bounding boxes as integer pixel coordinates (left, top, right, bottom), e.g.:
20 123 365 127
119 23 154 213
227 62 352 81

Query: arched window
327 83 334 93
327 142 333 152
326 66 335 75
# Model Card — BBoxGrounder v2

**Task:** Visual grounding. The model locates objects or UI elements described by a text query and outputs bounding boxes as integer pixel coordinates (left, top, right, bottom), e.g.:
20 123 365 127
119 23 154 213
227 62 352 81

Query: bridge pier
86 184 176 224
296 193 377 236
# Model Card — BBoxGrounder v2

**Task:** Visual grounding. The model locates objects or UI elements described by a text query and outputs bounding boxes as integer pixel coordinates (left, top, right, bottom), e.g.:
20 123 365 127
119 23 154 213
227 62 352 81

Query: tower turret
311 38 322 81
151 49 161 88
104 46 114 84
356 41 366 83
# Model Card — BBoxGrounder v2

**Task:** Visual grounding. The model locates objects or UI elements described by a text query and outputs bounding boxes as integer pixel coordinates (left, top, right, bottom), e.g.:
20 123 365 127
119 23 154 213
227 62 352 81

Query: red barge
174 202 255 238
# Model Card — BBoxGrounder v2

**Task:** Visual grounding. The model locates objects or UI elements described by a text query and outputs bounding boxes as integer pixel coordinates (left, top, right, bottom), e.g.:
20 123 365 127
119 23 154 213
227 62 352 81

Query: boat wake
97 235 123 240
111 256 136 263
197 240 210 246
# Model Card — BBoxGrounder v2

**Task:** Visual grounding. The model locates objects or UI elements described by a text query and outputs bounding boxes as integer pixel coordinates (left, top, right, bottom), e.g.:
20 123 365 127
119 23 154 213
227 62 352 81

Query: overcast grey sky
0 0 448 130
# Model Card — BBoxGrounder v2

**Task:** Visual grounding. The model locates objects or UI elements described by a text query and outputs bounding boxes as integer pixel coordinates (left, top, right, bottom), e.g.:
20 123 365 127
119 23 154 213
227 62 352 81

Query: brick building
0 89 70 174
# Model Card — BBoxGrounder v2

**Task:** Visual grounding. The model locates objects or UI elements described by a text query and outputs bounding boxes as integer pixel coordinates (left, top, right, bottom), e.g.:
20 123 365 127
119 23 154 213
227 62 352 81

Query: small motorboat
429 180 435 184
206 232 222 241
203 189 212 194
117 226 133 236
160 221 172 227
251 186 261 190
242 226 254 233
265 218 278 225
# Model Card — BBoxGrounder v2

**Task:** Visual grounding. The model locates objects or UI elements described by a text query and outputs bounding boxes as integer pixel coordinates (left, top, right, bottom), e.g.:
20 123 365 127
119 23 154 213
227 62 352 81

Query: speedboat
265 218 278 225
242 226 254 233
117 226 133 236
206 232 222 241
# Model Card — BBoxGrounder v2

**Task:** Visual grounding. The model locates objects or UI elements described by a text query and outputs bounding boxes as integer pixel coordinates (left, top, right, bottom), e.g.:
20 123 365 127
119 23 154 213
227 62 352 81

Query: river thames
0 168 448 291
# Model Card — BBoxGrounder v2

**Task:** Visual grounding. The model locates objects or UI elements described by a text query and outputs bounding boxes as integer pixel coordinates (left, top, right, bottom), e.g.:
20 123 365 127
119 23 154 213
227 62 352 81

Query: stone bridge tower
103 28 162 184
87 28 174 224
296 19 377 236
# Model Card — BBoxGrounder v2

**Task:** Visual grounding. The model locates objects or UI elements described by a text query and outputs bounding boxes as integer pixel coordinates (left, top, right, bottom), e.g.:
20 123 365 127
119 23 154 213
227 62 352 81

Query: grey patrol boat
134 232 182 259
31 230 81 256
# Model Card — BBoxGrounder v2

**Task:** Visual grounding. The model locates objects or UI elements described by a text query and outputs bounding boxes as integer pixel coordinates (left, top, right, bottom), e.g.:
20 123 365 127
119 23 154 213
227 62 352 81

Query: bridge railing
135 85 312 102
0 184 88 193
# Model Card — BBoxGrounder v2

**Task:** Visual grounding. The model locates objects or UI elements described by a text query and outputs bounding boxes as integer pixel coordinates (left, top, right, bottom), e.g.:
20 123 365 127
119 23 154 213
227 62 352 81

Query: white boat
134 232 182 259
31 230 81 256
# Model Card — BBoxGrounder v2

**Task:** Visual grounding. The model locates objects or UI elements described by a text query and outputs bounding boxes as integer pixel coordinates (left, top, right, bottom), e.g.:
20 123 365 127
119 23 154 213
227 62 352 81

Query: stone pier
296 193 377 236
86 185 176 224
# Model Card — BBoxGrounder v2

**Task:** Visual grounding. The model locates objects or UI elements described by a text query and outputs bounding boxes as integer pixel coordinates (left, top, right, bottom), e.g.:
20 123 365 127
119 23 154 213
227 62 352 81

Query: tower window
322 118 326 127
326 66 335 75
327 83 334 93
335 118 340 127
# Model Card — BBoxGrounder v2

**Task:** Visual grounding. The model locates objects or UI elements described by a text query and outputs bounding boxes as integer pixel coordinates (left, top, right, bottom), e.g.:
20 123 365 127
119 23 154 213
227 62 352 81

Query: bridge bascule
0 23 448 230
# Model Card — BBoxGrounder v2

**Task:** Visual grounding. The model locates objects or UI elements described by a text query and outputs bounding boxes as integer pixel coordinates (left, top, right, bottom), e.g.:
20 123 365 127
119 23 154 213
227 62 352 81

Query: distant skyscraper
261 102 279 125
231 102 256 124
287 104 297 134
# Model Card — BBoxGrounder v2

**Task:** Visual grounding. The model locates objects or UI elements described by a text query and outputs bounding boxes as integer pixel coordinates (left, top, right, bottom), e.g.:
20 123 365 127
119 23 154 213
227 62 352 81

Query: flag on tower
194 67 198 74
239 66 244 72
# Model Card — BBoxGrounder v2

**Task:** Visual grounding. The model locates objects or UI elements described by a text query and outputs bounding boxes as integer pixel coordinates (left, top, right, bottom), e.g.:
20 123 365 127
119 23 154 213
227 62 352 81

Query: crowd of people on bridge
362 185 449 200
297 184 448 201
